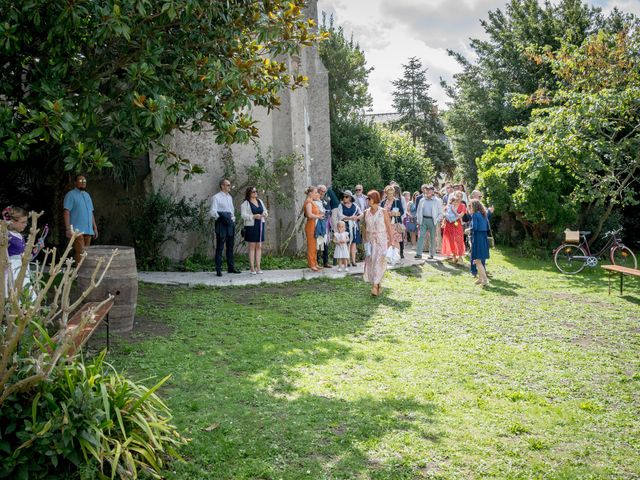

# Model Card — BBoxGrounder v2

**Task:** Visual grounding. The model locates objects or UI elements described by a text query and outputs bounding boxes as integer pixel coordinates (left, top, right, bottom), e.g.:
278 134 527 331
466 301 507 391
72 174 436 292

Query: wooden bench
54 298 115 356
601 265 640 295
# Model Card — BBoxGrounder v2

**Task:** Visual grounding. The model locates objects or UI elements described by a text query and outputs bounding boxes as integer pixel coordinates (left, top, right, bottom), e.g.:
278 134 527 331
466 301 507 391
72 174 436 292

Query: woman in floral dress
363 190 394 296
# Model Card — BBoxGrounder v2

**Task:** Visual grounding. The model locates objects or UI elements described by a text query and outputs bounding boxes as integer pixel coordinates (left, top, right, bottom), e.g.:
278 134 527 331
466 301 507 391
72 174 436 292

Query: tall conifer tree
391 57 452 176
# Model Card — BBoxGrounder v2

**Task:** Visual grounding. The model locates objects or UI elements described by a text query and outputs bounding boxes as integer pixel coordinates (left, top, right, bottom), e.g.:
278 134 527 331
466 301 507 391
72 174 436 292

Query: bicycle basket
564 229 580 243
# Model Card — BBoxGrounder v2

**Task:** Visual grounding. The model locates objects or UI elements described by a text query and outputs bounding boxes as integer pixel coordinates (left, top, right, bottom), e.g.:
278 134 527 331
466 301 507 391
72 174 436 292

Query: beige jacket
241 199 268 227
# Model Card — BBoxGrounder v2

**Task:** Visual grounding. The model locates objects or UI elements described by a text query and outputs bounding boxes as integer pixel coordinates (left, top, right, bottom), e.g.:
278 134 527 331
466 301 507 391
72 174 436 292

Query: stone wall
149 2 331 260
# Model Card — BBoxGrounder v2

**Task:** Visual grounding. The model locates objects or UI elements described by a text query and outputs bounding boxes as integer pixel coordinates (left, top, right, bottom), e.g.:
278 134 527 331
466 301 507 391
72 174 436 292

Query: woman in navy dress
470 199 490 286
241 187 268 274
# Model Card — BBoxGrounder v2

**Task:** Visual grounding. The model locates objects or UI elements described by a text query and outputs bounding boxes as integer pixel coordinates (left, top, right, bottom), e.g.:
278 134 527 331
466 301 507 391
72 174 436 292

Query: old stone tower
148 0 330 260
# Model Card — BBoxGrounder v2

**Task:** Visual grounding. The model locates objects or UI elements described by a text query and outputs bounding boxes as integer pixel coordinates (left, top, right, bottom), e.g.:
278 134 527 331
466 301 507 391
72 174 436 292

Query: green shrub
128 191 208 271
0 352 186 479
182 252 308 272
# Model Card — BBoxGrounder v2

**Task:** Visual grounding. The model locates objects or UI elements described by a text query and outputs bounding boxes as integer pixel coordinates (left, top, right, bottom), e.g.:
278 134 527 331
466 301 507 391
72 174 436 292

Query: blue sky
316 0 640 112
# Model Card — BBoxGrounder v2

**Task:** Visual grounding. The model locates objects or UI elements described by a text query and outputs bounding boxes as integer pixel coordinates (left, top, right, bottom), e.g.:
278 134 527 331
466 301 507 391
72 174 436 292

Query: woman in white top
240 186 268 274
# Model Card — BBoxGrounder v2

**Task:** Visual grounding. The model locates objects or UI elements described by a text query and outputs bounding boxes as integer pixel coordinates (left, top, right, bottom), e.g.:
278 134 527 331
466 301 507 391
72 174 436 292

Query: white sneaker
257 270 264 274
345 267 350 273
250 271 257 275
337 267 343 272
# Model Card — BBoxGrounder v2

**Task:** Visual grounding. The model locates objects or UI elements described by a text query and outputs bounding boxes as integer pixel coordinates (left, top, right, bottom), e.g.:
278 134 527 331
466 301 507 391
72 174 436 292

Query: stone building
86 1 330 260
148 1 330 260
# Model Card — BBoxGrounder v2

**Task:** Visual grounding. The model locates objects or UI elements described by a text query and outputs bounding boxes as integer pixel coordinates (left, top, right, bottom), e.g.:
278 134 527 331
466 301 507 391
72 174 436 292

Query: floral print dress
363 207 388 285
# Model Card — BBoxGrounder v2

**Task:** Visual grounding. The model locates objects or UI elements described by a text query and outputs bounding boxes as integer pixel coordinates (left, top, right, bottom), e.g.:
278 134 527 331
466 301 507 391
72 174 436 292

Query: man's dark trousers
215 217 236 272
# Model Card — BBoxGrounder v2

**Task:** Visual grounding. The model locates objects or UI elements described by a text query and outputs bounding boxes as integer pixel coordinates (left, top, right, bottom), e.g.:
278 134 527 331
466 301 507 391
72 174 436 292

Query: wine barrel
77 246 138 333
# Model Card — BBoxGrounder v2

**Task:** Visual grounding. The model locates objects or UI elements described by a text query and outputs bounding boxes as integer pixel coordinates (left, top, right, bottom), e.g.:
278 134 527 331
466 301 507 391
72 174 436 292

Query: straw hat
342 190 355 202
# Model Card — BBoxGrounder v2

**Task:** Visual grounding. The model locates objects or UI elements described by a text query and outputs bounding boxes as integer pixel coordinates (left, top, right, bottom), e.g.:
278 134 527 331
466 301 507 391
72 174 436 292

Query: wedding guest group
204 177 494 288
304 178 493 286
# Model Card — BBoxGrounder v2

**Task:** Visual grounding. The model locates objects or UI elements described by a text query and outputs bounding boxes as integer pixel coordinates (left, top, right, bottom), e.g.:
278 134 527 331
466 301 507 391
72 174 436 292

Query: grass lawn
109 249 640 479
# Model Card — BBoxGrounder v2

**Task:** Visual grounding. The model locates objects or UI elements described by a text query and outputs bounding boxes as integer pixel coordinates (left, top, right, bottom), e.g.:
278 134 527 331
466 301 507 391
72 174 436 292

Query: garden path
139 247 446 287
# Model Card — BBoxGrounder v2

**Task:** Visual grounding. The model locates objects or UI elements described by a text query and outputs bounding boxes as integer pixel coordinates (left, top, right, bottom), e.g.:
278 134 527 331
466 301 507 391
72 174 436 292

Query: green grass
109 249 640 479
182 252 309 272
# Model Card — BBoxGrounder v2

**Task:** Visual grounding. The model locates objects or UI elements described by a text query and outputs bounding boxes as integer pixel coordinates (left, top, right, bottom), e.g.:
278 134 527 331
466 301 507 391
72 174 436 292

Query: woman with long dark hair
241 186 268 274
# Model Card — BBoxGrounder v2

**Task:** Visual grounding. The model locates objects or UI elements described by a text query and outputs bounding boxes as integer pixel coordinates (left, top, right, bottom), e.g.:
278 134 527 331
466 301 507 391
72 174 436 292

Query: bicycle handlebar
603 227 623 238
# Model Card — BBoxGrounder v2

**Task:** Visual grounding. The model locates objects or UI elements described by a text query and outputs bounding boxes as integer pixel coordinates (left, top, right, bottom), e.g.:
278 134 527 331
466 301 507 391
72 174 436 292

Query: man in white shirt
210 178 241 276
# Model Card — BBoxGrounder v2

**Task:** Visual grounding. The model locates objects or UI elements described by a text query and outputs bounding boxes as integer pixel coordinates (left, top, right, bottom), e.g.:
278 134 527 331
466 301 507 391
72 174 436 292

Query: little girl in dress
3 206 33 299
333 221 350 272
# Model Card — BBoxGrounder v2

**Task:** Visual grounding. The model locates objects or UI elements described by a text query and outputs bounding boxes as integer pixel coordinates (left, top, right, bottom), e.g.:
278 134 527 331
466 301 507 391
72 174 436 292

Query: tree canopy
478 26 640 241
0 0 323 176
319 13 373 122
443 0 630 185
331 123 435 194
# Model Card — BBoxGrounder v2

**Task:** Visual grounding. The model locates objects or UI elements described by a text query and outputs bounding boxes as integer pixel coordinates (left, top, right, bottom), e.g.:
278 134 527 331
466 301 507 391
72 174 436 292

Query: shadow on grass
621 294 640 305
499 247 620 293
391 264 425 278
112 279 439 479
426 261 467 277
176 393 440 479
484 278 522 297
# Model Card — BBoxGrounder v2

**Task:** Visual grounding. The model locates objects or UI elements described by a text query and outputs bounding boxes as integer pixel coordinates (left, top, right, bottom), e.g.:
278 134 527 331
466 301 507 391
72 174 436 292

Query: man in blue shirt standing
63 174 98 264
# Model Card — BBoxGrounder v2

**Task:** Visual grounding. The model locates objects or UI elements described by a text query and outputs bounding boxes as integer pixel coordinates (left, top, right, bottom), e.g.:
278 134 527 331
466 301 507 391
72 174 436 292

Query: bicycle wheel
610 245 637 269
554 244 587 274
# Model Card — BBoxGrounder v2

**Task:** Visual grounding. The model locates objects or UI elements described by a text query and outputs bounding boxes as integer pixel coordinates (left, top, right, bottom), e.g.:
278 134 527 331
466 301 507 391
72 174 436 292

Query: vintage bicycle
553 228 637 274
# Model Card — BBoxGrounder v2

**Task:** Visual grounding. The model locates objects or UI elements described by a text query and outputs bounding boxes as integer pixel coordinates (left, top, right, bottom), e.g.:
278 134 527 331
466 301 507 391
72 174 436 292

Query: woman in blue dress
337 190 363 267
470 199 490 286
241 187 268 274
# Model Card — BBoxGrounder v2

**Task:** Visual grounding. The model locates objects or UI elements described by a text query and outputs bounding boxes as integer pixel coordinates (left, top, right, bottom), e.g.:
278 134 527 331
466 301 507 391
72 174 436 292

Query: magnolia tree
0 1 323 177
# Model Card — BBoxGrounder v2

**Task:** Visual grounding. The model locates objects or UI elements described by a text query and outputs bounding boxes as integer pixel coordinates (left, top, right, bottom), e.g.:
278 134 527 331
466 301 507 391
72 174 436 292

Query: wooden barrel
77 246 138 332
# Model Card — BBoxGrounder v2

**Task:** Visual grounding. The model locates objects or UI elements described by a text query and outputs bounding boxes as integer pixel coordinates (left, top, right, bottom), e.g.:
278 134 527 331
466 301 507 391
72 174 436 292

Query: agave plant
1 213 187 478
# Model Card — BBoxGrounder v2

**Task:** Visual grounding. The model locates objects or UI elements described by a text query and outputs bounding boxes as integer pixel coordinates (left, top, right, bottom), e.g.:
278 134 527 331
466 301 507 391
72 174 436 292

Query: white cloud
317 0 640 112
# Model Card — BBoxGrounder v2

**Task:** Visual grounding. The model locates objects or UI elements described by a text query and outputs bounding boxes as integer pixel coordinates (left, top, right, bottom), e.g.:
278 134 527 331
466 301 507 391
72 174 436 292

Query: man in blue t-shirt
63 174 98 264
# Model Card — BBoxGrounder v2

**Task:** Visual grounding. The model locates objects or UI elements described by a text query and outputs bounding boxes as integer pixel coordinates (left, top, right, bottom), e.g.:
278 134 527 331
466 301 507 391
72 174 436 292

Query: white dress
333 232 350 259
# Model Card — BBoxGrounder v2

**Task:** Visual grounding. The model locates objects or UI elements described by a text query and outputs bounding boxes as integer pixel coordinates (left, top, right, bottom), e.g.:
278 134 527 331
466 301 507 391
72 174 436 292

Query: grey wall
147 0 331 260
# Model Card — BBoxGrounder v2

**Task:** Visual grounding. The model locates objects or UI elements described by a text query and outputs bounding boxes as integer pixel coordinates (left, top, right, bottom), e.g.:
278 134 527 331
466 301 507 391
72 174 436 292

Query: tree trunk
588 200 615 247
